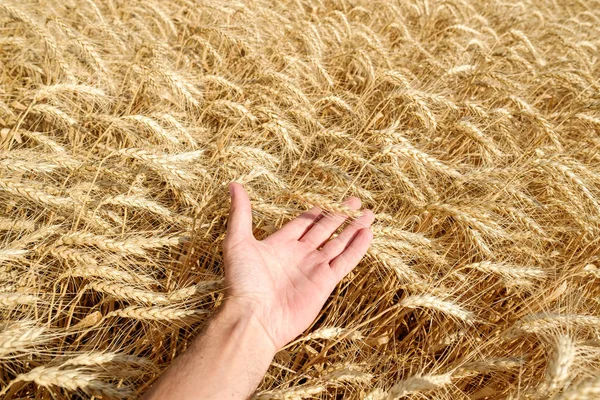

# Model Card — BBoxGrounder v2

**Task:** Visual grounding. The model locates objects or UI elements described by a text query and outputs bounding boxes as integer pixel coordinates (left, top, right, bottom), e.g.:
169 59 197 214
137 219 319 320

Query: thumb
226 182 253 239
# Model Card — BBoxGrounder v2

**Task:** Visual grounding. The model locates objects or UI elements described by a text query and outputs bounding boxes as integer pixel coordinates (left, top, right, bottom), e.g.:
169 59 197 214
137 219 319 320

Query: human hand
222 183 374 350
142 184 374 400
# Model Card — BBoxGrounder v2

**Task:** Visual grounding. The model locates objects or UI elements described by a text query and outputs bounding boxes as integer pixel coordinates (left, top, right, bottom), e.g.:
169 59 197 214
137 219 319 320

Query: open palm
223 183 374 349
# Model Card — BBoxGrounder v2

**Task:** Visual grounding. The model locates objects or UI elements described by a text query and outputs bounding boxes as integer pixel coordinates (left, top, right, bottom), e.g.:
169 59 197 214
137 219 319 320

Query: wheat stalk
399 294 472 322
553 377 600 400
86 281 170 305
0 293 39 308
287 191 363 218
255 385 326 399
543 335 576 394
57 232 181 256
0 322 47 357
506 313 600 337
0 365 129 398
105 306 208 321
387 372 453 399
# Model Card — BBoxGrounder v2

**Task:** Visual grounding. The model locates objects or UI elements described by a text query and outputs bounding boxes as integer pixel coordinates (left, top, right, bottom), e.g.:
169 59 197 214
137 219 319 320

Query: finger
320 209 375 260
264 206 322 243
329 228 373 280
299 197 361 248
226 182 253 239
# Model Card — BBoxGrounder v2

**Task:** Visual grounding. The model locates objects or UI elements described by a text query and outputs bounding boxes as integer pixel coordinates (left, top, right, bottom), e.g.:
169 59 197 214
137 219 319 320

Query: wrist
145 300 278 400
217 300 279 357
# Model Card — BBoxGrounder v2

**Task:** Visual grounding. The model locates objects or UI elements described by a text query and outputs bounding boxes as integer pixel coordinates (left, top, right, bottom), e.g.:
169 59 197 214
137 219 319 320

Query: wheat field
1 0 600 398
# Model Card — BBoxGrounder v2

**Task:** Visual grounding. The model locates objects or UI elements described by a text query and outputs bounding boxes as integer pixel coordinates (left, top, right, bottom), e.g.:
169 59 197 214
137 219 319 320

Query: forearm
143 302 277 400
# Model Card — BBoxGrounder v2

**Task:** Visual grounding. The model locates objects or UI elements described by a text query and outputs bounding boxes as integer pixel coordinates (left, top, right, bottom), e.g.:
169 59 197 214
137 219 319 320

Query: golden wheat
1 0 600 398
